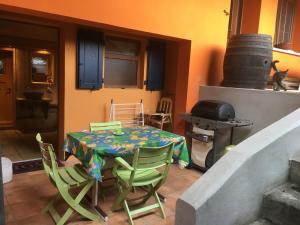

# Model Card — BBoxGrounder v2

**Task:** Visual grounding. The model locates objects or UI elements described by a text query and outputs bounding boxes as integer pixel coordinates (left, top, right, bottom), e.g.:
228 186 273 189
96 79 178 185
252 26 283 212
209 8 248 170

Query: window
274 0 296 49
104 36 141 88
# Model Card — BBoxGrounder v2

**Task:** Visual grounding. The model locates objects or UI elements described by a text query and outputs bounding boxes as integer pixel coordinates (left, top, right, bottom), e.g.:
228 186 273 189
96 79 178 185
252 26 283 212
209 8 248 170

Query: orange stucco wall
0 0 231 134
63 25 162 132
258 0 278 35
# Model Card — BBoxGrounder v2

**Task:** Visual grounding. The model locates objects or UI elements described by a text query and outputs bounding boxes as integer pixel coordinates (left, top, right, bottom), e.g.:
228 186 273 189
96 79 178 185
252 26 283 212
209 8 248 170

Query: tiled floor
3 165 201 225
0 130 57 162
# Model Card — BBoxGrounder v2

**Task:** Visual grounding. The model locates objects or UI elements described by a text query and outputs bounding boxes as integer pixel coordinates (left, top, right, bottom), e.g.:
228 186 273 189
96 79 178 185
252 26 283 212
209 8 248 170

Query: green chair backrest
90 121 122 132
36 133 59 183
129 142 174 185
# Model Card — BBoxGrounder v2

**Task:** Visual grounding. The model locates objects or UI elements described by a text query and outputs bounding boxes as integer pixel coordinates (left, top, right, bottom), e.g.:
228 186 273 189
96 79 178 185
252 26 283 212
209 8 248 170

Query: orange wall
63 25 161 132
258 0 278 35
0 0 231 134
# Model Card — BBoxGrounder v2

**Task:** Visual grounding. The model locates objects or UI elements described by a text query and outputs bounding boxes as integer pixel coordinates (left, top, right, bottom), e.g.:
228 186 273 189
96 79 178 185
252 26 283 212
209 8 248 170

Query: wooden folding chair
149 97 173 130
109 99 144 127
112 142 174 225
36 133 99 225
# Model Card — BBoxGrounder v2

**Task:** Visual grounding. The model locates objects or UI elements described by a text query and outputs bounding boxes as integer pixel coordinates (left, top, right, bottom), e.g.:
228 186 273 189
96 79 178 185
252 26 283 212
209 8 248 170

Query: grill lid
191 100 235 121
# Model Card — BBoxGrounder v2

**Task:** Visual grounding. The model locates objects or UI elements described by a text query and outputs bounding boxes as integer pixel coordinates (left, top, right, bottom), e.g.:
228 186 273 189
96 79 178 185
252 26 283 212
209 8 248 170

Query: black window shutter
77 29 104 90
146 40 166 91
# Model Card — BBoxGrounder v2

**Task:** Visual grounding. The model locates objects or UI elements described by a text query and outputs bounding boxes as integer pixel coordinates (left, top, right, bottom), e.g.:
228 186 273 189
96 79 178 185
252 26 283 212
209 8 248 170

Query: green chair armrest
114 157 134 171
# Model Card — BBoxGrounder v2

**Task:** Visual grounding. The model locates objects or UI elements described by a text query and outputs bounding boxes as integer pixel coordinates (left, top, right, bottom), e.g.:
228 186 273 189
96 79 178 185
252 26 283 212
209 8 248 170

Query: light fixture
36 49 51 55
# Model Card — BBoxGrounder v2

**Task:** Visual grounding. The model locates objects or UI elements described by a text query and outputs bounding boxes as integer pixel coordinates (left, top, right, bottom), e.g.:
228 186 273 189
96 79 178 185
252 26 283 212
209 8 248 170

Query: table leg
92 181 98 206
90 181 108 222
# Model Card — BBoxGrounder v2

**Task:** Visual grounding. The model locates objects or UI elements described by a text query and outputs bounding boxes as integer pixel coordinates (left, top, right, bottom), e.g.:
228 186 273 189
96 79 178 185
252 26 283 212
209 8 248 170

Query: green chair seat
116 169 163 186
55 165 93 187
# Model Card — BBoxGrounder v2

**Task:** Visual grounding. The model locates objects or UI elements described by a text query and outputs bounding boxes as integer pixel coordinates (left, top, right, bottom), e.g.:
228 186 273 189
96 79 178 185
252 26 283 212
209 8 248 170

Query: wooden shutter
146 40 166 91
77 29 104 89
227 0 243 41
274 0 296 47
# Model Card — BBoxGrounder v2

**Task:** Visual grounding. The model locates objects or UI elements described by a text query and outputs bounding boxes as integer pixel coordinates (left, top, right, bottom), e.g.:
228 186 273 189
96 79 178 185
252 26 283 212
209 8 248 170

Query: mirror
0 59 4 75
31 50 54 84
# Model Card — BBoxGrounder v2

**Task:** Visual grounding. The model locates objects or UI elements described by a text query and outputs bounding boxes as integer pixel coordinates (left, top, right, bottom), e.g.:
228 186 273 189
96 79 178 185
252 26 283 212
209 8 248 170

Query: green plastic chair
89 121 122 132
112 142 174 225
36 133 99 225
89 121 123 199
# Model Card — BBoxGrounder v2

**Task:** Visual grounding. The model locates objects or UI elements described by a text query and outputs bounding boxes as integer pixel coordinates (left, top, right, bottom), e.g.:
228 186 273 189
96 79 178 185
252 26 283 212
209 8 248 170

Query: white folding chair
109 99 144 127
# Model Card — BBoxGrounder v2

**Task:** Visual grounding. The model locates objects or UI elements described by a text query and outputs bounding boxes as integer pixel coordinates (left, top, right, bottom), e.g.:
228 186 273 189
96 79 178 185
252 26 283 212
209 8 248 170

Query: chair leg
112 184 130 211
142 184 166 219
160 122 164 130
154 191 166 219
70 181 99 221
57 208 74 225
54 181 98 225
43 193 60 214
123 199 134 225
140 184 155 204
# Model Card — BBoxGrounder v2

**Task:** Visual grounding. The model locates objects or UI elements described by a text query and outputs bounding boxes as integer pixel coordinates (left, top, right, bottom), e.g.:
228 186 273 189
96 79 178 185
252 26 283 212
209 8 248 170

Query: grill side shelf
186 131 214 143
180 113 253 129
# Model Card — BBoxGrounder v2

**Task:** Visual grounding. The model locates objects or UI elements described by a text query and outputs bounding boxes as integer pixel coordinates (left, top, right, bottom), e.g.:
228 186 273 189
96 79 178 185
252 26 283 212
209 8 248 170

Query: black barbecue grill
181 100 253 171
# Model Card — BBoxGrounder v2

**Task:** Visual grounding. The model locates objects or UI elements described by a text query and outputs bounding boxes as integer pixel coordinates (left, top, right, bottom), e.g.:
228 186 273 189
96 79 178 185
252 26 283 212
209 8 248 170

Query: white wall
199 86 300 143
176 108 300 225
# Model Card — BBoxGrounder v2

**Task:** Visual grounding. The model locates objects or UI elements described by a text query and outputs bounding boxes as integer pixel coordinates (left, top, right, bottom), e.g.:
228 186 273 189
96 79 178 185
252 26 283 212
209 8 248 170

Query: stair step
262 183 300 225
248 219 274 225
290 157 300 184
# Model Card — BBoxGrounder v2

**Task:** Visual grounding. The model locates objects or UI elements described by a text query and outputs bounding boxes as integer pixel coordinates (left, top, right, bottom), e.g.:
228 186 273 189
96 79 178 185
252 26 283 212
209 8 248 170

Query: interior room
0 19 58 164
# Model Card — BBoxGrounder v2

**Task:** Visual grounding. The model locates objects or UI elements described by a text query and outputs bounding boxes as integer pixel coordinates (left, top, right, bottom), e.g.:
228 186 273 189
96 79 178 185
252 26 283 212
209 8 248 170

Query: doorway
0 18 59 173
0 49 15 128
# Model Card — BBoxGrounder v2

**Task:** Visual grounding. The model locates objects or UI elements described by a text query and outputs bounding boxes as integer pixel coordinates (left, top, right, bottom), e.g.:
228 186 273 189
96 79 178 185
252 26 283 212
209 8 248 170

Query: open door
0 49 15 128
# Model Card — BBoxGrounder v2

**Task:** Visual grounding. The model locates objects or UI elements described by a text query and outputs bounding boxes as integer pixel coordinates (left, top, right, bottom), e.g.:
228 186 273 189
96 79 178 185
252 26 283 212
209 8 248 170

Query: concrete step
248 219 275 225
290 156 300 184
262 182 300 225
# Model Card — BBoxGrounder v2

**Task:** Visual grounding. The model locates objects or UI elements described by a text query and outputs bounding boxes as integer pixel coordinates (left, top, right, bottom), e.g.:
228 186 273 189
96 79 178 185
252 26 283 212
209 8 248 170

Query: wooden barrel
222 34 273 89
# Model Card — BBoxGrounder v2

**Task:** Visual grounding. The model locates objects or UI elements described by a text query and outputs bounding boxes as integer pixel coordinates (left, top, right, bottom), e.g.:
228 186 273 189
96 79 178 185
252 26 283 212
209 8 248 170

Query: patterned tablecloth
65 126 189 181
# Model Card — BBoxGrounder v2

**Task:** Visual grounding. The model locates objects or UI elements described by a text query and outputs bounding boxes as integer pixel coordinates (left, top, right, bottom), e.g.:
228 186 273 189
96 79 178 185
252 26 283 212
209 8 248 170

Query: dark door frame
57 26 65 162
0 48 16 129
0 155 5 225
0 14 65 163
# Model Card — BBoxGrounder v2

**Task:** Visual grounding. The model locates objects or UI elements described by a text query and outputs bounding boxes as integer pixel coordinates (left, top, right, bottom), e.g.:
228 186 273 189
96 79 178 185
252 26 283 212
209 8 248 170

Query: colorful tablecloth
65 126 189 181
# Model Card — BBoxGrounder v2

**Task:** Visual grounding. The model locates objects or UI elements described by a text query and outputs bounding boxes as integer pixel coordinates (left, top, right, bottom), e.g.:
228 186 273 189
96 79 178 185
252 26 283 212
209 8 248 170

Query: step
248 219 275 225
290 157 300 184
262 182 300 225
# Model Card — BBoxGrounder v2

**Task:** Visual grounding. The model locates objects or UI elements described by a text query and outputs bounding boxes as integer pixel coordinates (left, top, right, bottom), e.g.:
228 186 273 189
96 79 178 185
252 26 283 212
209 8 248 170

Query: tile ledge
273 47 300 57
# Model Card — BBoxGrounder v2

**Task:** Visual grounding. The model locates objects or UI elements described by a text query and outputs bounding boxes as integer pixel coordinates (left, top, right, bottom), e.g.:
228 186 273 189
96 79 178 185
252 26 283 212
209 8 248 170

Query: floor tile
0 130 57 162
3 165 202 225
